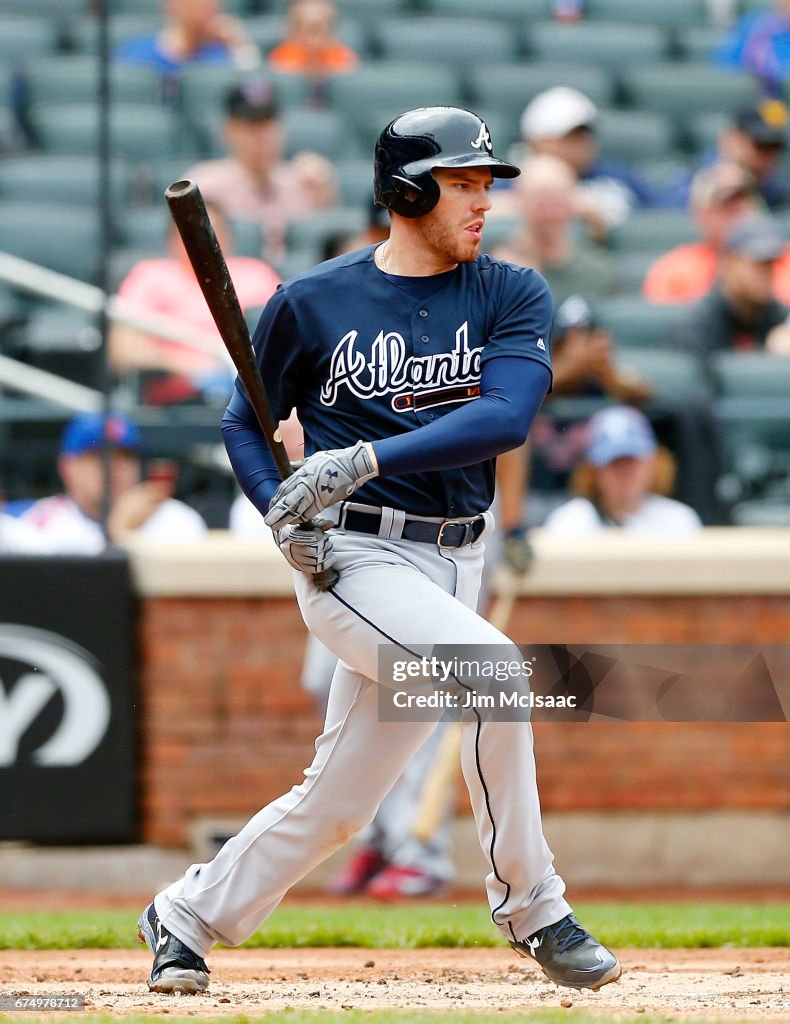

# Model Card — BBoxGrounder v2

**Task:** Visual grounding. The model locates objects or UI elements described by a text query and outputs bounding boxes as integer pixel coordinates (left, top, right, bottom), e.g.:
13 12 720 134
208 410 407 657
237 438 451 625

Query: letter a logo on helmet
374 106 519 219
470 123 492 152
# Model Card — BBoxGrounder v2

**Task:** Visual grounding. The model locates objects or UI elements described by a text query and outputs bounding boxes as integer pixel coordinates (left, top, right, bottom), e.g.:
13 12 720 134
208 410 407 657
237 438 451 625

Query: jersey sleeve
249 286 305 421
481 265 554 376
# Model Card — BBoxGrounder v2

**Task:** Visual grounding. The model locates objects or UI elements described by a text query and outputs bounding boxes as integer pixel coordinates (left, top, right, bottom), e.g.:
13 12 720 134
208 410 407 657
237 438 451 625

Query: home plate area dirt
1 948 788 1020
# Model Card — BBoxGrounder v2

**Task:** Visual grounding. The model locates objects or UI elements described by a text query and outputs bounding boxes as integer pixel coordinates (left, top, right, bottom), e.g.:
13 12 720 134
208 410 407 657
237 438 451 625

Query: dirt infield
2 947 788 1020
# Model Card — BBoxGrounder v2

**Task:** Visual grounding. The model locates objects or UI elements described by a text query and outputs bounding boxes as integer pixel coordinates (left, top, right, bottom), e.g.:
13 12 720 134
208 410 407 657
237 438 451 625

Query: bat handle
293 521 338 591
312 566 339 591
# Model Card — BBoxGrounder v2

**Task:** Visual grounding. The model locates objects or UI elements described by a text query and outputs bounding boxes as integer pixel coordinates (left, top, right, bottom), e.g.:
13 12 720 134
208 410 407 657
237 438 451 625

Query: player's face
415 168 493 266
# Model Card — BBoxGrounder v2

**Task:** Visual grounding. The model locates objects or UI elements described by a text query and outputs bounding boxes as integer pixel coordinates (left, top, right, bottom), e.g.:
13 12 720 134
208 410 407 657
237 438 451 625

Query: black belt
342 508 486 548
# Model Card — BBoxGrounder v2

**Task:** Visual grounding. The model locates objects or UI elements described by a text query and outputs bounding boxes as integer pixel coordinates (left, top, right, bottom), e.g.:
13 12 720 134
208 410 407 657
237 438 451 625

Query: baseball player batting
137 106 620 995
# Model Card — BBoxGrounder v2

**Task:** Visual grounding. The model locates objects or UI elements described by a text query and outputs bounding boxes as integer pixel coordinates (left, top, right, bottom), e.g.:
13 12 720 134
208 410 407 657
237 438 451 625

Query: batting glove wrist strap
274 523 335 575
264 440 378 530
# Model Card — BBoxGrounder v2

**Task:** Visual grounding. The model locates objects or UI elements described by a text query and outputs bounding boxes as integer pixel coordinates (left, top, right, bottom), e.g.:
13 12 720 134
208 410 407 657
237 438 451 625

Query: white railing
0 250 235 411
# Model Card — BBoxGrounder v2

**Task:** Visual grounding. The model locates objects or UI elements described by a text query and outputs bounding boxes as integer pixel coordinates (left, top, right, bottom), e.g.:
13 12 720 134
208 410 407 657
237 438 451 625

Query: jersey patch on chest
320 321 483 412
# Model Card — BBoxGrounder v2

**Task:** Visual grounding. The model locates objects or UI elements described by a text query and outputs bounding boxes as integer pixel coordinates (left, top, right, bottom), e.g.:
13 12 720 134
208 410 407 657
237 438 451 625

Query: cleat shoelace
541 914 589 954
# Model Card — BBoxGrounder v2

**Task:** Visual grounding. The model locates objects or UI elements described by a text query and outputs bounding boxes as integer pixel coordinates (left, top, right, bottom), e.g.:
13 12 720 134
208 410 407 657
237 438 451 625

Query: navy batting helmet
373 106 520 219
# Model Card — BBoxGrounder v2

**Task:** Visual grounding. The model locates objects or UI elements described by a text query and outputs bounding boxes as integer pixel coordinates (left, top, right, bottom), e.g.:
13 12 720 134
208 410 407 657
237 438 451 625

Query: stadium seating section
1 0 789 518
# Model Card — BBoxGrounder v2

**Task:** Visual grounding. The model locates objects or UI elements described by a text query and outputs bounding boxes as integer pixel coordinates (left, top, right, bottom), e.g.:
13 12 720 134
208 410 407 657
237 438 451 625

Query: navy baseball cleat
137 903 210 994
511 913 621 991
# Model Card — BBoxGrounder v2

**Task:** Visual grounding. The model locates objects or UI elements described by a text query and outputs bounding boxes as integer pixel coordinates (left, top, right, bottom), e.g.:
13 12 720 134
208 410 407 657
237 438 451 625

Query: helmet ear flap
387 171 440 218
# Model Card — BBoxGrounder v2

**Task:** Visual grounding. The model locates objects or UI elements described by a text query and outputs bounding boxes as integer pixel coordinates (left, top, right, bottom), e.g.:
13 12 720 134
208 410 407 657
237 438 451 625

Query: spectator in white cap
542 406 702 537
519 86 659 240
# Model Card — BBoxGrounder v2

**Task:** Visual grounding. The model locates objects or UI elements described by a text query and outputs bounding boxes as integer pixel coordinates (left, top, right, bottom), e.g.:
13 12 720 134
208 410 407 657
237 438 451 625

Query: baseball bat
164 178 338 591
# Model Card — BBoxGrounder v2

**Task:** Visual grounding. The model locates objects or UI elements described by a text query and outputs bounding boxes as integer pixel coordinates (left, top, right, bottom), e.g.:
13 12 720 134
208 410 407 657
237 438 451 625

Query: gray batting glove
274 522 335 575
264 441 378 530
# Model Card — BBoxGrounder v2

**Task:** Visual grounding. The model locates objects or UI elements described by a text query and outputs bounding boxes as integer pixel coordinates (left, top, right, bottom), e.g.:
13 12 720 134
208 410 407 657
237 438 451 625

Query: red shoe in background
327 846 387 895
366 864 449 900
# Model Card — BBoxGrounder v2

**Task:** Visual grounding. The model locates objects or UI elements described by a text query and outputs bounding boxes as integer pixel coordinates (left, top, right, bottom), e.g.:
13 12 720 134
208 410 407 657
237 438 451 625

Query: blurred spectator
550 294 652 403
185 80 339 266
115 0 259 97
110 203 280 405
498 295 652 547
518 87 659 240
268 0 358 96
644 162 790 305
493 154 623 304
21 414 207 554
673 214 790 366
664 101 790 210
543 406 702 537
0 510 54 554
714 0 790 96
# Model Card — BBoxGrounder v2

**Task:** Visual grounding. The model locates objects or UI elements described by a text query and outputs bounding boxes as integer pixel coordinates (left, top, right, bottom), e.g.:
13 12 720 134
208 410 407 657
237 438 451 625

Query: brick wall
138 591 790 845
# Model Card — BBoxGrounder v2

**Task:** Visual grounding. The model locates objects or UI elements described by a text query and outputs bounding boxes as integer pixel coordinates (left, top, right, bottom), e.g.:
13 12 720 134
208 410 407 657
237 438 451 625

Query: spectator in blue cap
21 413 207 554
543 406 701 537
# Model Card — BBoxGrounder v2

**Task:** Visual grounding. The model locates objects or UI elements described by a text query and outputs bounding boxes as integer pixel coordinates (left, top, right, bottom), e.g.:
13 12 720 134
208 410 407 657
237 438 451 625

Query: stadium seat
333 157 374 207
481 216 520 253
326 63 462 134
620 63 760 125
3 0 84 13
426 0 551 18
596 109 677 162
0 18 59 64
527 21 670 70
282 107 360 161
739 0 776 13
595 297 687 350
615 250 661 293
286 206 368 256
731 499 790 527
70 15 164 54
675 25 726 62
21 304 104 390
0 284 20 333
586 0 708 26
119 206 264 260
179 66 311 130
616 348 709 401
467 64 615 125
711 351 790 398
375 18 519 66
0 155 133 208
34 102 191 163
683 112 729 156
21 56 163 106
0 201 101 282
609 210 699 252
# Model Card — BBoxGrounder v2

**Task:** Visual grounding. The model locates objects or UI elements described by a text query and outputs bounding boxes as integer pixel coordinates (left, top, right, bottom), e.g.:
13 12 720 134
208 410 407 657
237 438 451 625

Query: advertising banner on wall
0 552 136 841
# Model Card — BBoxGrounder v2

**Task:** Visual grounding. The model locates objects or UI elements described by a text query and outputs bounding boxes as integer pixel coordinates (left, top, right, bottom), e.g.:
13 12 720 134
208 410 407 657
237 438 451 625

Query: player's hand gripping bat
164 178 338 591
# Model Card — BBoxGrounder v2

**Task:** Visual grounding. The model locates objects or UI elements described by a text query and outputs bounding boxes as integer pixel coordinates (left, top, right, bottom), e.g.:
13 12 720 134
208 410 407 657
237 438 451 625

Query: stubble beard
417 214 480 266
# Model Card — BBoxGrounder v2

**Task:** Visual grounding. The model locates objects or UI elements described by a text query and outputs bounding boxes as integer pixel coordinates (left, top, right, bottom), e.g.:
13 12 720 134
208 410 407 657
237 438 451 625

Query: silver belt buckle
437 519 470 548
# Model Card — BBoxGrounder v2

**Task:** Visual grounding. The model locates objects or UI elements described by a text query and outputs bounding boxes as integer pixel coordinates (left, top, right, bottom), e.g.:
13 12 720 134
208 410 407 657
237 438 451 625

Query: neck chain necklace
379 242 390 273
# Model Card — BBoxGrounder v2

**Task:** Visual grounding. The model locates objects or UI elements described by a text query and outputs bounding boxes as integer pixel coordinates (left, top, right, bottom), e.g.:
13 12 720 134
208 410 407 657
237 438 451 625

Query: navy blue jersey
242 245 553 518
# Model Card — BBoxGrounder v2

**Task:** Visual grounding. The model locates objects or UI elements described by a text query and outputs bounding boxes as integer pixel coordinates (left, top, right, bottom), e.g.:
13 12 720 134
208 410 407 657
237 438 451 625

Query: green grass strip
0 902 787 951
